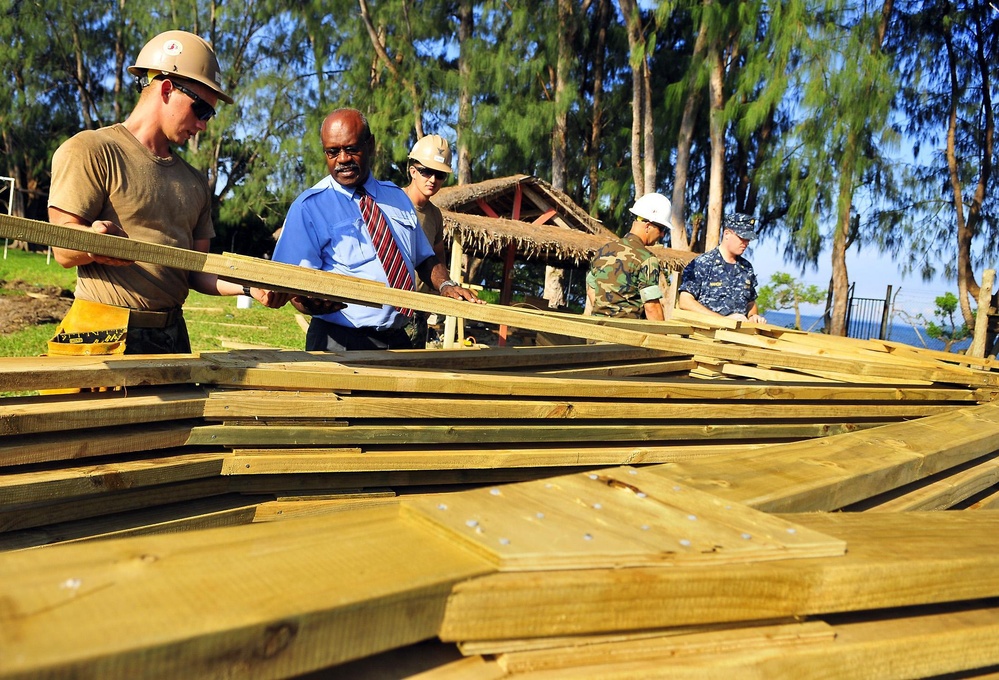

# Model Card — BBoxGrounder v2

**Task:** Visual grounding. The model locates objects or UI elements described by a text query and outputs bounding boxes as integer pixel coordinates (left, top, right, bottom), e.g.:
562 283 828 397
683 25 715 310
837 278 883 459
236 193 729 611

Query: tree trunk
357 0 424 138
545 0 574 308
947 1 993 327
587 0 610 213
456 0 473 185
619 0 647 196
829 134 858 336
705 44 725 252
669 19 708 252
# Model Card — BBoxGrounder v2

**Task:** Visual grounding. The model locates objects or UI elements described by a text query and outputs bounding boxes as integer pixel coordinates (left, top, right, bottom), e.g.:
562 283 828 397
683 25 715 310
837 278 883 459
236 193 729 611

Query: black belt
127 307 183 329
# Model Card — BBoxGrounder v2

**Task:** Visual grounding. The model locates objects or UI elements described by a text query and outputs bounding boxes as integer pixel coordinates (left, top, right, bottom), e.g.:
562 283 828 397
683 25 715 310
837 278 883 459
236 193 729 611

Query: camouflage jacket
587 233 663 319
678 248 758 316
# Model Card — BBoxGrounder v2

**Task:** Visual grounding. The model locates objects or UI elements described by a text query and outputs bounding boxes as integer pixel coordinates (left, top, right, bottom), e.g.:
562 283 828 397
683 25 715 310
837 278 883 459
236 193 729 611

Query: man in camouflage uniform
677 213 766 323
587 193 671 320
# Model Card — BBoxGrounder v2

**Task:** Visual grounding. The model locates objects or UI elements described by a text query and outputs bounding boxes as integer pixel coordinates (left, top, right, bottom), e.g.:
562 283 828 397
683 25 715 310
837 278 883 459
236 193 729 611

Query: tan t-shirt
413 201 444 293
48 124 215 310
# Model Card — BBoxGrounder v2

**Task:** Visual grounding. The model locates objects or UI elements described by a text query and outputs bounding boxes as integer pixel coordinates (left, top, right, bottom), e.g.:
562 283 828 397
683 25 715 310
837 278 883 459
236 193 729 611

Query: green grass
0 248 307 357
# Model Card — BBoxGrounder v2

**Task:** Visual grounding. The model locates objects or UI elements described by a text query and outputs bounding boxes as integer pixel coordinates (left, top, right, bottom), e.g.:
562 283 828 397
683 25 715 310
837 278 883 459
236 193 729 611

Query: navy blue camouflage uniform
678 248 758 317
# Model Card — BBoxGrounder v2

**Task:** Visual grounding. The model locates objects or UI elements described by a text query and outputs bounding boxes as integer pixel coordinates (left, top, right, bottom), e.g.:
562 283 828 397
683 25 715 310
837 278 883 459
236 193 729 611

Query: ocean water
763 310 973 354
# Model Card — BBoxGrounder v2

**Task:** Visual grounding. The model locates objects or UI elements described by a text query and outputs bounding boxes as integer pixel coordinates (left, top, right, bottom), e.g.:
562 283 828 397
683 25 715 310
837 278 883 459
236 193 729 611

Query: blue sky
747 236 965 319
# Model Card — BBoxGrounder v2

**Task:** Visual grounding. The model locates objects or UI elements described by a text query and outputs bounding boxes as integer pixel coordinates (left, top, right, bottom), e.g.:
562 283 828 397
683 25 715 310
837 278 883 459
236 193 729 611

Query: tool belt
47 299 182 356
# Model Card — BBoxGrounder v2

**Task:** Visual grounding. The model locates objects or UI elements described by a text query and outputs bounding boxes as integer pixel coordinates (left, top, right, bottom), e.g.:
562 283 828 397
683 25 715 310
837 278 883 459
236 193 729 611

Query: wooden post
969 269 995 358
498 243 517 346
443 234 465 349
663 268 680 321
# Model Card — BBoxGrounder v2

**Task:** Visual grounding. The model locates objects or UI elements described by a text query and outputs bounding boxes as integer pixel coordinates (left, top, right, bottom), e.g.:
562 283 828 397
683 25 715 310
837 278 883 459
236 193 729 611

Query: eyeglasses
324 136 370 160
414 165 448 181
168 80 216 122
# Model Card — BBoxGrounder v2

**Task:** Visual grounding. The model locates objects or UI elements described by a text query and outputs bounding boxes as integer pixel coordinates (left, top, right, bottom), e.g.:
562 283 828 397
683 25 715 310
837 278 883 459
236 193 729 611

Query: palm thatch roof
435 175 695 270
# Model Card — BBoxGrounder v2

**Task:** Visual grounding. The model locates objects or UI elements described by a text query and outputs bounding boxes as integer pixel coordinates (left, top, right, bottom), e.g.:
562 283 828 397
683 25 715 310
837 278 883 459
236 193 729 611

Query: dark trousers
306 317 414 352
125 319 191 354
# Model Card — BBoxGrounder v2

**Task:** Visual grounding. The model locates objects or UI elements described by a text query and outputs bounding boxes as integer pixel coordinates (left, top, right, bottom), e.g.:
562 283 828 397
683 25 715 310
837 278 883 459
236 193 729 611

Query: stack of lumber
3 214 999 677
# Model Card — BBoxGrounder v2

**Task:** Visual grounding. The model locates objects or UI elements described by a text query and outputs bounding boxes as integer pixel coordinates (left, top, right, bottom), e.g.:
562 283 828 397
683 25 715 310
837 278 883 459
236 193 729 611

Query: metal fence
845 283 892 340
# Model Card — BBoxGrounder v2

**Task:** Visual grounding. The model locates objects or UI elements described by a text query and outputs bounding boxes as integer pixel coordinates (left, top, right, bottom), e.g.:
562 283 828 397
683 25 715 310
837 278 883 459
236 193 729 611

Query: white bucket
236 294 253 309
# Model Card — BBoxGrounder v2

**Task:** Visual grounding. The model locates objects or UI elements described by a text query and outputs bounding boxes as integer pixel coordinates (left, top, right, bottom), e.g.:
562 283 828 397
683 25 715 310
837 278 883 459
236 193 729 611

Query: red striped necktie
356 186 414 316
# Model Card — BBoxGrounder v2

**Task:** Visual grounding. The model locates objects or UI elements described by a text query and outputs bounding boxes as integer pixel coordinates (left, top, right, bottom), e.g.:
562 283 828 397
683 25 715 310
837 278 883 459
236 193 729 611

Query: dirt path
0 280 73 334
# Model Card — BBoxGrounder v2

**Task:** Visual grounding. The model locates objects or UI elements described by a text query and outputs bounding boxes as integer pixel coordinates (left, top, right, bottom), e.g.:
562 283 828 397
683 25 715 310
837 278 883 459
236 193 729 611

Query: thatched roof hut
434 174 694 272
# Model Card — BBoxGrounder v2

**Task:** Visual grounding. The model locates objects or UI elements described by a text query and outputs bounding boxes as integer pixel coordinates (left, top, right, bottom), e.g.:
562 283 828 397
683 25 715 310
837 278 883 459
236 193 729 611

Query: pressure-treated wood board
202 389 954 421
189 421 882 447
4 214 997 386
403 466 845 571
845 451 999 512
438 511 999 640
0 386 207 436
0 494 262 551
0 421 200 467
0 451 227 507
495 620 836 673
494 603 999 679
0 477 232 533
221 443 774 474
648 401 999 512
0 505 493 679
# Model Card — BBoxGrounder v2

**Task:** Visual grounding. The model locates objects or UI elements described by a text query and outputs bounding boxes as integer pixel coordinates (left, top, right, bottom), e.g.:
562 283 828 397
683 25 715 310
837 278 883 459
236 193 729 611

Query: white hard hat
629 192 672 226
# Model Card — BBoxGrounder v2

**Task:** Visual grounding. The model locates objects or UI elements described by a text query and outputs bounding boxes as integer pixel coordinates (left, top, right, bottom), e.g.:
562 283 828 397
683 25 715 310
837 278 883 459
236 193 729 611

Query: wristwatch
439 280 460 291
241 285 252 297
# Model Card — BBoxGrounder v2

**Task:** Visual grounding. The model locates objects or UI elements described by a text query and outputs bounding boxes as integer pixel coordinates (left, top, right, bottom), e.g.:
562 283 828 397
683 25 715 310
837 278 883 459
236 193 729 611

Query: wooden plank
0 451 227 508
530 358 697 377
4 215 995 387
189 421 882 447
0 477 231 533
5 351 981 403
506 604 999 678
648 402 999 512
439 511 999 640
219 443 788 474
849 452 999 511
0 421 199 467
203 390 954 421
0 353 202 393
0 495 262 551
0 386 206 436
496 620 835 673
195 357 985 401
456 618 805 656
0 505 494 679
403 467 844 571
252 492 398 522
968 486 999 509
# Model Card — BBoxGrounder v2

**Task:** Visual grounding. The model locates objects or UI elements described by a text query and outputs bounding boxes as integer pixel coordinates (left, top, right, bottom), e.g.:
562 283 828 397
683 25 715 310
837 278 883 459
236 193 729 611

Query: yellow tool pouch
47 299 129 356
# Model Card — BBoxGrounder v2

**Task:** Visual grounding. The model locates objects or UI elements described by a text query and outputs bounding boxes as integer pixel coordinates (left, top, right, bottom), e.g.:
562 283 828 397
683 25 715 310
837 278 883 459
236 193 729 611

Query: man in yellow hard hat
47 30 288 356
403 134 452 346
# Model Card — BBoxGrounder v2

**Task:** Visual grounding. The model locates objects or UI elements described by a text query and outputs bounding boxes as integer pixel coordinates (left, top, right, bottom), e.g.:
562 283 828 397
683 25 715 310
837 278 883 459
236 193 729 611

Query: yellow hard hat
408 134 453 174
127 30 233 104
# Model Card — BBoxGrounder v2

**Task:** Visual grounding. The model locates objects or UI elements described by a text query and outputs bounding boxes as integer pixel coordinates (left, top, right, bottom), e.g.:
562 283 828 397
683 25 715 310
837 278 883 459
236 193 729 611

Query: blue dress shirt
273 174 435 330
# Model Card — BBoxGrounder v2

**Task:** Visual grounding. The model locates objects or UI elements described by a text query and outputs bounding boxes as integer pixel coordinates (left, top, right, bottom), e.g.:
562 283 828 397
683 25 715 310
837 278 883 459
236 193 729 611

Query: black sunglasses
414 165 447 181
168 79 216 122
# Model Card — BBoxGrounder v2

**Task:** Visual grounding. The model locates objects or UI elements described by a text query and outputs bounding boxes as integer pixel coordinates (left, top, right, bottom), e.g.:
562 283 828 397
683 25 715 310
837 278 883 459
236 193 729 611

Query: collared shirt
273 174 435 330
679 247 758 316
